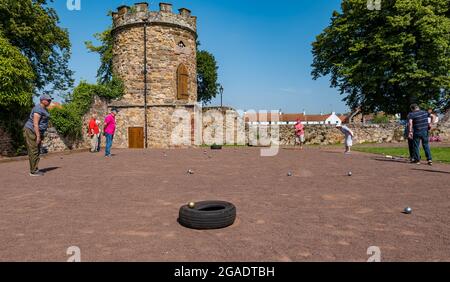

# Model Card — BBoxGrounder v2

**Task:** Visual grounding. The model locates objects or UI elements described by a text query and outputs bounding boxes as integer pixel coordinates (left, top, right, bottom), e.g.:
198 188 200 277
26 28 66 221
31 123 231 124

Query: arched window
177 64 189 100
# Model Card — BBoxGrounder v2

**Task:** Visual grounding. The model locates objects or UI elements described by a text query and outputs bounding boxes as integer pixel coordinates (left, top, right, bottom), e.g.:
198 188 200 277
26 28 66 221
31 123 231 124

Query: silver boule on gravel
348 171 352 176
404 207 412 214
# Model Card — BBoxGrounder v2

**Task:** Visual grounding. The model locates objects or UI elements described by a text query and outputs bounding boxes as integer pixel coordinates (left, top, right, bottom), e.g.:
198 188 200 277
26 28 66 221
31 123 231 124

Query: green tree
197 50 221 105
85 27 114 84
0 33 35 110
0 0 74 95
0 33 35 153
312 0 450 118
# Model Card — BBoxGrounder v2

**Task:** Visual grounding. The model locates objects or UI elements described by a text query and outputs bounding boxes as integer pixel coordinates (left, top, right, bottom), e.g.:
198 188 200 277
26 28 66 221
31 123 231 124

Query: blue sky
52 0 348 114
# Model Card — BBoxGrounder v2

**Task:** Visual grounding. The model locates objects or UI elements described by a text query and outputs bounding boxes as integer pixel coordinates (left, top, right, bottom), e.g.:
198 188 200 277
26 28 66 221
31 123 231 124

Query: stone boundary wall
202 113 450 146
16 105 450 154
280 124 405 145
0 126 14 156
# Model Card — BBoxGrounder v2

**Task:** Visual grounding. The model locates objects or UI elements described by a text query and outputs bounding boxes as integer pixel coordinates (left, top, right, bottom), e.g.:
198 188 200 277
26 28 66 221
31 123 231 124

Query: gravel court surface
0 147 449 261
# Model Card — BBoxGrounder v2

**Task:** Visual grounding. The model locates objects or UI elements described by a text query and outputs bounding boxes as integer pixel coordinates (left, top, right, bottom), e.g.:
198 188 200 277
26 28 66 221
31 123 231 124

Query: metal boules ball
287 172 293 177
404 207 412 214
188 202 195 209
348 171 352 176
187 169 194 175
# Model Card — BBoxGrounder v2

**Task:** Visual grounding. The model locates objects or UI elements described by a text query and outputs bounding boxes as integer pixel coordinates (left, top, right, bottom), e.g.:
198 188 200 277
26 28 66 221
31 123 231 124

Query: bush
49 105 83 139
51 76 124 139
372 114 390 124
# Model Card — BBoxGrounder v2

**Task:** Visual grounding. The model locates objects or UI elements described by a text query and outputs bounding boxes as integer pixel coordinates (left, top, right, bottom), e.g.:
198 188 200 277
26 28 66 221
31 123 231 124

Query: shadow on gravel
372 157 410 163
40 167 60 173
411 168 450 174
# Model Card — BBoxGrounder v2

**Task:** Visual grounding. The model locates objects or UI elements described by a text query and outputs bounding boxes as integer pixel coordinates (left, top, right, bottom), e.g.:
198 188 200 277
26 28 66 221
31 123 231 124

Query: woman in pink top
294 119 305 149
104 109 118 157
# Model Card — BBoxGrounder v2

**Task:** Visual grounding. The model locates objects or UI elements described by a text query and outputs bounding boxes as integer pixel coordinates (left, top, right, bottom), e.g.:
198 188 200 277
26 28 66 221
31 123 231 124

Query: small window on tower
178 41 186 48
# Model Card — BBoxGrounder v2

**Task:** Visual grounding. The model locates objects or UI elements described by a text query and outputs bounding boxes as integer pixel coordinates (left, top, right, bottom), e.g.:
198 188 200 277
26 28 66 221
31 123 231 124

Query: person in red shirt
294 119 305 149
88 114 100 153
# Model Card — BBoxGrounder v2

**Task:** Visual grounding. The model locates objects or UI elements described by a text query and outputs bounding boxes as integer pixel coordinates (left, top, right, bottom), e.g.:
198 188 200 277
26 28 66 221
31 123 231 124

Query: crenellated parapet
112 2 197 35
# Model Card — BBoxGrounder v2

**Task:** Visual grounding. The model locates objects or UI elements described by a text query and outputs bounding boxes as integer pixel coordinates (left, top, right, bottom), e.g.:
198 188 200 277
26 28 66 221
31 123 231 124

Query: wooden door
177 64 189 100
128 127 144 149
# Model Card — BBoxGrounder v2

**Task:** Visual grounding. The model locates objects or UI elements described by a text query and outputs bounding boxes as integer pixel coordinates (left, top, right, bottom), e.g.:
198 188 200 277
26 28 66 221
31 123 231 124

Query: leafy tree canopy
197 49 221 105
0 0 74 96
85 27 114 85
312 0 450 117
0 33 35 110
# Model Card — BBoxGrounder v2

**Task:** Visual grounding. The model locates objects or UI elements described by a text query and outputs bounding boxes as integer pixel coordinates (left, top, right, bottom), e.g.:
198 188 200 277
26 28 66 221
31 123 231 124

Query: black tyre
178 201 236 230
211 145 222 150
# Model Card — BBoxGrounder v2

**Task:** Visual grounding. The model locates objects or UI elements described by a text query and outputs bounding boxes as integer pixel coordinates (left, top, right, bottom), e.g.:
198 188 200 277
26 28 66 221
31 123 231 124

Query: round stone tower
110 2 197 148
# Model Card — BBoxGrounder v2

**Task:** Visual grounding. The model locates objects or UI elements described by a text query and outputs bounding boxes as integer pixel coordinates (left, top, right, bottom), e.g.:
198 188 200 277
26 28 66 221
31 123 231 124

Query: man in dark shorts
407 104 434 165
23 94 52 176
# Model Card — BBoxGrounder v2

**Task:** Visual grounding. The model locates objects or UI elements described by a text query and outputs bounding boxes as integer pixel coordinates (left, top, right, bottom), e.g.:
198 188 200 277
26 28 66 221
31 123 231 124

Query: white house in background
324 112 342 125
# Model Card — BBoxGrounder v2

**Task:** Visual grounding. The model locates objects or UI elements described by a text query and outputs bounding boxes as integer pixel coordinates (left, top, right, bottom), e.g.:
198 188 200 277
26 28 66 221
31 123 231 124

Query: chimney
159 3 172 13
135 2 149 12
117 5 130 16
178 8 191 17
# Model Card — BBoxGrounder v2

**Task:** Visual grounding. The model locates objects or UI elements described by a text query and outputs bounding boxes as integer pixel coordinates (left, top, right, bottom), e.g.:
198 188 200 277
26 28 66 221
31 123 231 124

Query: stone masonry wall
0 126 14 157
279 124 405 145
201 110 450 146
109 2 198 148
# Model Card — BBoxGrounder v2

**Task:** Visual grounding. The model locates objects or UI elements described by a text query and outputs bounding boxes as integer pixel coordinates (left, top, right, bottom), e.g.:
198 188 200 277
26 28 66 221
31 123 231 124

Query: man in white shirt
336 124 354 154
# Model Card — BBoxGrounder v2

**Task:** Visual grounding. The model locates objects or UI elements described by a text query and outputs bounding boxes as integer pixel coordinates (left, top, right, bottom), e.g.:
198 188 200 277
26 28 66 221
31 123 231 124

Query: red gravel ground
0 147 449 262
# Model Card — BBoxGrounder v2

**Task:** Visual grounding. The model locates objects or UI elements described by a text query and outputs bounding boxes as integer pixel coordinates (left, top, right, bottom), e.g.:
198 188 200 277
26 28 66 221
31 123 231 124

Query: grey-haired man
23 94 52 176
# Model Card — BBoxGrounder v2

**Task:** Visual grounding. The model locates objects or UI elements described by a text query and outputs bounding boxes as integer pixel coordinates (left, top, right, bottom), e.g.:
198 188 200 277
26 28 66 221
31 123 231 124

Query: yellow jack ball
188 202 195 209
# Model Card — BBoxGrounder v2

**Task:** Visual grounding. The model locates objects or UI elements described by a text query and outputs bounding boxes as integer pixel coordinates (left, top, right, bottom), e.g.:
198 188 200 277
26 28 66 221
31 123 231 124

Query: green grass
353 146 450 163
